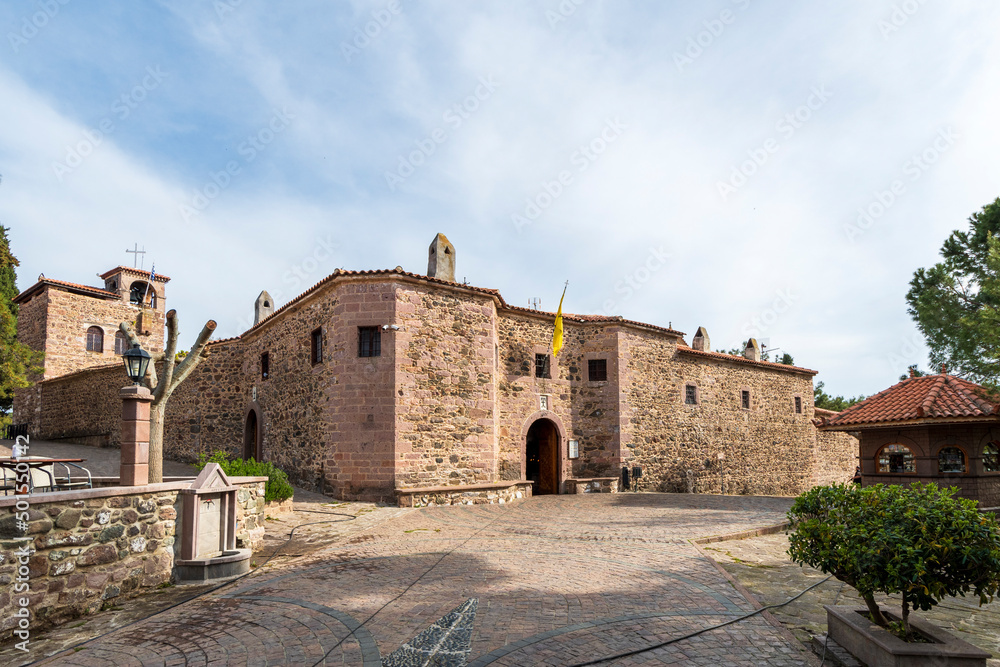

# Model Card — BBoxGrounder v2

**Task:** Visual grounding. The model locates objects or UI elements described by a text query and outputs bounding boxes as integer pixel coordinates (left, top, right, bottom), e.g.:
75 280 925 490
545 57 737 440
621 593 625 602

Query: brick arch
243 401 264 461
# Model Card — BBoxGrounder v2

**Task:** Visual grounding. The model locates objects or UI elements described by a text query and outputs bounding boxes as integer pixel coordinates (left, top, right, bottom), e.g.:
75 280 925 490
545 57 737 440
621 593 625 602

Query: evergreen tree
906 197 1000 386
813 381 865 412
0 226 44 422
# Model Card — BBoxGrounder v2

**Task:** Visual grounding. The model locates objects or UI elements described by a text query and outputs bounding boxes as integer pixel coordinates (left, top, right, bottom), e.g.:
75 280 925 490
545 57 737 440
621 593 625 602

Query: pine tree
0 225 44 422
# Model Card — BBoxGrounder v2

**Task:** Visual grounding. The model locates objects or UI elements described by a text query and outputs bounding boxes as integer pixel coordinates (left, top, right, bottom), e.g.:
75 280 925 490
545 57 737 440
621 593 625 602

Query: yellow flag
552 283 567 356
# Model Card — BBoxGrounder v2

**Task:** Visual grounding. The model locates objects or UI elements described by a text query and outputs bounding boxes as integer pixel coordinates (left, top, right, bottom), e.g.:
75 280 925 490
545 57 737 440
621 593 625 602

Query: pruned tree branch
164 319 216 402
154 309 180 403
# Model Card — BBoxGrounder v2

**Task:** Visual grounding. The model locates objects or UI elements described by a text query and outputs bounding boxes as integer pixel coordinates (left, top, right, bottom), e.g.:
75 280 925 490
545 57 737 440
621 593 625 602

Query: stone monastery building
14 234 856 504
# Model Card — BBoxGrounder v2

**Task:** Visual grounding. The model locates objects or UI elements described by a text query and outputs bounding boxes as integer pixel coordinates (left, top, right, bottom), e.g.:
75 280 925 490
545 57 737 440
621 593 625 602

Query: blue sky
2 1 999 397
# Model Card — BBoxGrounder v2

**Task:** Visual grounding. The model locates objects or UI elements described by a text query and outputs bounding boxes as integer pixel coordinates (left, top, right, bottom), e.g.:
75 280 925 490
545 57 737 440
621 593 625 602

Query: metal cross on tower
126 243 146 269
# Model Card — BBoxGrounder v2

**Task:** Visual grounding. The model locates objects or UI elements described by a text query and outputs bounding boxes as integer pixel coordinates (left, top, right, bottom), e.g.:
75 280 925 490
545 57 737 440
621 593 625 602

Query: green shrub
194 451 294 503
788 482 1000 639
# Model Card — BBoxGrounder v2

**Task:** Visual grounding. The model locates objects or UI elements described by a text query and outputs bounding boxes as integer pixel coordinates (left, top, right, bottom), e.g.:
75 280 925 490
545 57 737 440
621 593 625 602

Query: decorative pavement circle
28 494 814 666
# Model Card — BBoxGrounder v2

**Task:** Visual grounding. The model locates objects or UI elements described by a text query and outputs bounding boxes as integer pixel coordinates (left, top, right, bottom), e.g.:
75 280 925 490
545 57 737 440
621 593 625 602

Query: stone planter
825 605 991 667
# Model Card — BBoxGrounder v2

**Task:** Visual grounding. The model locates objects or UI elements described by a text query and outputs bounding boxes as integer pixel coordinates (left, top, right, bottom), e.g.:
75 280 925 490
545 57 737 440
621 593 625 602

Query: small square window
261 352 270 380
794 396 802 414
311 328 323 365
358 327 381 357
685 384 697 405
588 359 608 382
535 353 551 379
741 390 750 409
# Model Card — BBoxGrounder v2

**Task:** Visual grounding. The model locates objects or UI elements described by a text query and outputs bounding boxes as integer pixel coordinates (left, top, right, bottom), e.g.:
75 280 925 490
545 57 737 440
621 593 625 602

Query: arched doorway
243 410 259 461
526 419 560 495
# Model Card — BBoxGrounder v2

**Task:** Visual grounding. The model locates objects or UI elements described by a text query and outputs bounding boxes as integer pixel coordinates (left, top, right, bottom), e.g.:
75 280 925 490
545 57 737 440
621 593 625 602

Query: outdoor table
0 458 86 495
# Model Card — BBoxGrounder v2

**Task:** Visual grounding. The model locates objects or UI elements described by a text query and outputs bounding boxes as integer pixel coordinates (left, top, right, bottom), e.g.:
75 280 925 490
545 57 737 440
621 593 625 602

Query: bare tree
120 310 216 483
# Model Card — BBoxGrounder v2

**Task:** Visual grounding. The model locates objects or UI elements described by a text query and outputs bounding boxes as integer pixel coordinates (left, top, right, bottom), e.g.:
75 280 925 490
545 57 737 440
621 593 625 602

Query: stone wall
34 364 122 448
813 428 859 487
396 481 532 508
0 478 266 640
17 286 164 381
394 283 498 489
621 332 824 496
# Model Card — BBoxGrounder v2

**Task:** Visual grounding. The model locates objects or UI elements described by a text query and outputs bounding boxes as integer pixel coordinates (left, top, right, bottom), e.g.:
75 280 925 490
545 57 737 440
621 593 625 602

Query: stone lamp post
120 344 152 486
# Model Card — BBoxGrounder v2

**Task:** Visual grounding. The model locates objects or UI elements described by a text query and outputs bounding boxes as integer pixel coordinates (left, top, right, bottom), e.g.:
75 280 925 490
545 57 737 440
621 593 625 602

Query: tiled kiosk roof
818 373 1000 430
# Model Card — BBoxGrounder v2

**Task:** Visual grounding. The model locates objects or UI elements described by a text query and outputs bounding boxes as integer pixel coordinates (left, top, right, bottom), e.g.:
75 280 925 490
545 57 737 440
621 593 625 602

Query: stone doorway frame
243 402 263 461
521 411 567 494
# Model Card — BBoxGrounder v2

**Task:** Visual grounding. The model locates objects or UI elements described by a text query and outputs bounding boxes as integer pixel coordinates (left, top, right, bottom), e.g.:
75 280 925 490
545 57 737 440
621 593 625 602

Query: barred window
535 353 550 379
86 326 104 352
741 390 750 409
261 352 270 380
358 327 381 358
938 447 966 474
794 396 802 414
685 384 697 405
588 359 608 382
311 328 323 365
877 443 915 474
985 442 1000 473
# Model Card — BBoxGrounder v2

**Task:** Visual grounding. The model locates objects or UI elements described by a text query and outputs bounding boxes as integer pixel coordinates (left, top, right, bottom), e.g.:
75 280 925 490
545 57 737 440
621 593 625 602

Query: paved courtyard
11 490 819 666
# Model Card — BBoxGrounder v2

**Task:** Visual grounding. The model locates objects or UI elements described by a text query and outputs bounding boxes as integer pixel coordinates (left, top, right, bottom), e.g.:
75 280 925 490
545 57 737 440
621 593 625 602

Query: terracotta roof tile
676 345 818 375
820 374 1000 429
99 266 171 282
13 277 118 303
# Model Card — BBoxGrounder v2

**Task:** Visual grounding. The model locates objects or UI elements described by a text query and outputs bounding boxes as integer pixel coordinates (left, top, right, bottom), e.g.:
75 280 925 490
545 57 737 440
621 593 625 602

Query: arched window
937 446 967 474
130 281 156 308
114 330 128 355
985 442 1000 473
86 326 104 353
877 443 915 474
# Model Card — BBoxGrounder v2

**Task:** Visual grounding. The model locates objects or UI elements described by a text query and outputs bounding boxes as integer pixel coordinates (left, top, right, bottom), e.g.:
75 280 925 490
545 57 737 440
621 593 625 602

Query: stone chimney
427 233 456 282
254 290 274 325
692 327 710 352
743 338 762 362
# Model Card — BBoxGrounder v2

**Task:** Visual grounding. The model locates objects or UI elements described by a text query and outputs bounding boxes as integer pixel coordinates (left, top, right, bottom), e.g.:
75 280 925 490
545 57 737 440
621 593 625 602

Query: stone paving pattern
10 493 821 666
704 532 1000 666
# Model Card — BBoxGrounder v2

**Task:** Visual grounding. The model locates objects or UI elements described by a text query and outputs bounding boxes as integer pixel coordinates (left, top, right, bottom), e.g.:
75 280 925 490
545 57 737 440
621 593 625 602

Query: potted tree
788 483 1000 665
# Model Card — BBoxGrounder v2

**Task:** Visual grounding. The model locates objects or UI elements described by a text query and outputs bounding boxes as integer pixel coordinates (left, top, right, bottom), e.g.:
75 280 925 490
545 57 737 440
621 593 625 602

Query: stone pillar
120 385 153 486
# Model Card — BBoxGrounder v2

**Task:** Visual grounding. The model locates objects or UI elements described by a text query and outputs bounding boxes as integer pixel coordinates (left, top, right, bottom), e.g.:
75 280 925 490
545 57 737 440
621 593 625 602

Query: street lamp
121 343 151 385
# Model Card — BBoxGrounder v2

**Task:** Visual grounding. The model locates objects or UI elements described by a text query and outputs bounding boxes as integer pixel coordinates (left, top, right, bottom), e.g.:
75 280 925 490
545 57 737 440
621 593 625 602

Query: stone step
811 634 865 667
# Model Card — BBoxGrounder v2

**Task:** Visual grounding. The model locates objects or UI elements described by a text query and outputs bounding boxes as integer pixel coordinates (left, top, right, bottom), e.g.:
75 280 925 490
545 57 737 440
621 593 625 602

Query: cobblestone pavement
704 532 1000 666
16 493 821 666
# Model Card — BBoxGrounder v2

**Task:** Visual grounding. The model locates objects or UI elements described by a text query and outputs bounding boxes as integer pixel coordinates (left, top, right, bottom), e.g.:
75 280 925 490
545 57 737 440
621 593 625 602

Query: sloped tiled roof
13 277 118 304
99 265 171 282
819 374 1000 429
676 345 818 376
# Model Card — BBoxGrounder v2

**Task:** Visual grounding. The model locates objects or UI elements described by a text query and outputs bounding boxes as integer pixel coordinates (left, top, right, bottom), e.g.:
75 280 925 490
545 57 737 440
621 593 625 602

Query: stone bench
396 481 533 507
566 477 620 494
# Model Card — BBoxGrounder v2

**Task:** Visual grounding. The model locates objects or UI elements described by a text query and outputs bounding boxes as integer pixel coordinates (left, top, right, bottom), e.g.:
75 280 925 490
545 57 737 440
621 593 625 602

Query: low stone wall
0 476 267 640
396 481 533 507
567 477 619 494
